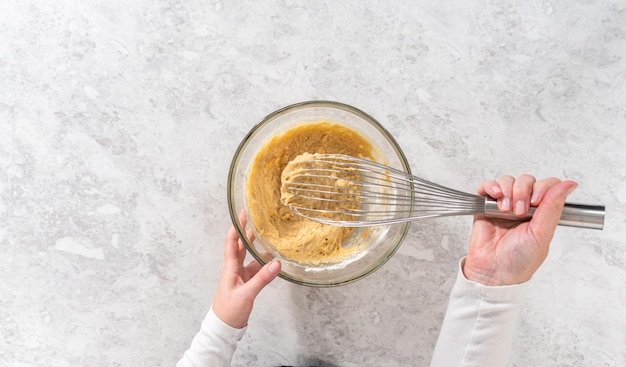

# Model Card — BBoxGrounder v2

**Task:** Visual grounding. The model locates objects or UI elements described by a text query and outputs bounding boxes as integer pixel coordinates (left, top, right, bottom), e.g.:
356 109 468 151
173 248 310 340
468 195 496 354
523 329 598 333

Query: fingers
225 224 240 246
224 210 254 269
477 175 515 212
477 179 503 199
241 260 281 300
237 210 256 262
224 225 242 270
512 174 536 216
530 177 562 206
244 260 263 279
239 209 248 228
239 228 255 259
529 180 578 243
496 175 515 212
225 209 251 269
482 175 564 217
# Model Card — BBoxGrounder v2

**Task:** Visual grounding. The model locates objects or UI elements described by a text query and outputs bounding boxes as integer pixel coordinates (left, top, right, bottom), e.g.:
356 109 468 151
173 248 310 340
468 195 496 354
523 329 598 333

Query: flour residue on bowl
246 122 375 264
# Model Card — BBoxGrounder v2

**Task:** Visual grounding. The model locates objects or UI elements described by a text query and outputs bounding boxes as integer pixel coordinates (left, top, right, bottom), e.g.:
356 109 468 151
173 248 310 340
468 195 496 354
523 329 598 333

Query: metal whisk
280 154 605 230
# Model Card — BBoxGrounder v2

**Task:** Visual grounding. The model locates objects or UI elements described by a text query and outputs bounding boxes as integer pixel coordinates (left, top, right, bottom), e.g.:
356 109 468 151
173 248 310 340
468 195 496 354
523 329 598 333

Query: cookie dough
246 122 375 264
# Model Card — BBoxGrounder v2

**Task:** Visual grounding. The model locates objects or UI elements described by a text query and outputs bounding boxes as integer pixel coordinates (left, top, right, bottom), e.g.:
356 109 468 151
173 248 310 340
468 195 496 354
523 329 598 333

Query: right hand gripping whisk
280 154 605 230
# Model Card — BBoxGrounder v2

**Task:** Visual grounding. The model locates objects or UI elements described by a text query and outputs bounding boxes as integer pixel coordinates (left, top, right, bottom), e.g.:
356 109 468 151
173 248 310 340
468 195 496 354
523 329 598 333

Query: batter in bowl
246 122 375 264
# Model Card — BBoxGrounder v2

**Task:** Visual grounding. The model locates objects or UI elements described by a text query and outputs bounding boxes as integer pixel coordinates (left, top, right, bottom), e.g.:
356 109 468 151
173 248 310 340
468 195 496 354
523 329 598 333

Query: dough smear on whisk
281 152 363 220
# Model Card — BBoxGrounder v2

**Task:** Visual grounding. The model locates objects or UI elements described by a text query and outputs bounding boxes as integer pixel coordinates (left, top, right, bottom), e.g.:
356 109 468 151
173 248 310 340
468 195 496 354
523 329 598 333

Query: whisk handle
483 198 605 230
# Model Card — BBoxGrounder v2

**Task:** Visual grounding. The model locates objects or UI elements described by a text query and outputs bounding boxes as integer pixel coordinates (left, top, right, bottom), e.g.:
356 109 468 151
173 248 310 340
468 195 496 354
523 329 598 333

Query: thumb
530 180 578 243
242 260 281 300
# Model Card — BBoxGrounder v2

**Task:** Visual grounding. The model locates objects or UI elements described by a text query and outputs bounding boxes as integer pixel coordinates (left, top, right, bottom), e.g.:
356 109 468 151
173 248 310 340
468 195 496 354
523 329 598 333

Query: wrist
462 262 500 286
462 258 531 286
206 307 248 339
212 300 249 329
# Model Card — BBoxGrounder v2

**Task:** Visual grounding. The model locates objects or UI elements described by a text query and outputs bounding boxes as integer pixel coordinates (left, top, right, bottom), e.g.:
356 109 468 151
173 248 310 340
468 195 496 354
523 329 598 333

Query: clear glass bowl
227 101 411 287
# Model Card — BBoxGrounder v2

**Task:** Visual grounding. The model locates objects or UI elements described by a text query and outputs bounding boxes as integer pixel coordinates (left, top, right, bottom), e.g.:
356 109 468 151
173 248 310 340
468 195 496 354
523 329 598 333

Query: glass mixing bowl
227 101 411 287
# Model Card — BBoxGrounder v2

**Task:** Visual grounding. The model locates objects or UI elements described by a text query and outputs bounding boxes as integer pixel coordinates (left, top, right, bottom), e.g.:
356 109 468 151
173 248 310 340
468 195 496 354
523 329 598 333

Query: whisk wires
281 154 484 227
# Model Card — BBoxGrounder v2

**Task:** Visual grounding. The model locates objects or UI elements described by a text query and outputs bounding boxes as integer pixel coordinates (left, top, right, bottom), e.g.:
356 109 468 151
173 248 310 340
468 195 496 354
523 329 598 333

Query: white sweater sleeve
176 307 246 367
430 258 529 367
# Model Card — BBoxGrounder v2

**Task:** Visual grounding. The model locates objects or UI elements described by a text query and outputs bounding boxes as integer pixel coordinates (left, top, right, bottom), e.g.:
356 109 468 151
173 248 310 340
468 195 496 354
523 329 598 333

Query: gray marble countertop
2 1 625 366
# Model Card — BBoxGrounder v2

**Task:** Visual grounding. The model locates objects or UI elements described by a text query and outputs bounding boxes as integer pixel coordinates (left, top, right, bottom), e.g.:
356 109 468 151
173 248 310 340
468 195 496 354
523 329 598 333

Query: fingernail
501 197 511 211
268 260 280 275
530 192 539 205
492 186 502 194
566 182 579 196
515 200 526 216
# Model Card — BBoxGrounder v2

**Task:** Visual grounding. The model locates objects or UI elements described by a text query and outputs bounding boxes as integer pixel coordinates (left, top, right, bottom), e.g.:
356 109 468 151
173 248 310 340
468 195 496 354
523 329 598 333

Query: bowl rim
227 100 412 287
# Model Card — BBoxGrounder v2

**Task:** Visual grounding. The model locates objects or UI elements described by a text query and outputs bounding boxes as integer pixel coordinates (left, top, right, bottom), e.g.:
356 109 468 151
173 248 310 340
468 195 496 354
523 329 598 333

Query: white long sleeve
178 258 527 367
176 307 246 367
430 258 529 367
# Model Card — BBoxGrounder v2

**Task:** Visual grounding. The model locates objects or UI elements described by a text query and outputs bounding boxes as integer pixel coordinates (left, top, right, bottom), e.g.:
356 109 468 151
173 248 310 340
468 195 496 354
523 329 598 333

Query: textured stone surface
1 1 624 366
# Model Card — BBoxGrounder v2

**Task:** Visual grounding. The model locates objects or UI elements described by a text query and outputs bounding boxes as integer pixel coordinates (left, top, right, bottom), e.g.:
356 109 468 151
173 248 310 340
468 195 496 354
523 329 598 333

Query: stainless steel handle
483 198 605 230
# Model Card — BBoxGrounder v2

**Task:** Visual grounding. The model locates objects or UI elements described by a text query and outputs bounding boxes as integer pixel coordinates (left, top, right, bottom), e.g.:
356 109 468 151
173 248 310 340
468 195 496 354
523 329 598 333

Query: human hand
212 211 281 328
464 175 578 286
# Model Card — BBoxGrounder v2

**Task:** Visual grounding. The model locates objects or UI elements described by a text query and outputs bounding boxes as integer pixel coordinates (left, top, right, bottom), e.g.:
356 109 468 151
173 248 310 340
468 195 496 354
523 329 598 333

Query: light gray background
1 1 624 366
